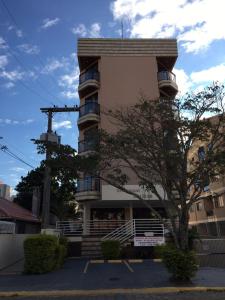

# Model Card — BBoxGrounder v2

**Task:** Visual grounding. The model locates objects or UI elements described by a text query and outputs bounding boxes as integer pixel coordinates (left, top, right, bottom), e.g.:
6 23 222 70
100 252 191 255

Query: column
83 203 91 235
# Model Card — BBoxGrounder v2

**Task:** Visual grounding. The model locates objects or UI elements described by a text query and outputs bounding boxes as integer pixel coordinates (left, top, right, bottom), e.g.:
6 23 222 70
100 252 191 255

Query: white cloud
4 82 14 89
59 67 80 99
0 118 34 125
10 167 26 172
89 23 101 38
190 64 225 84
173 63 225 96
111 0 225 53
59 67 79 99
59 67 79 88
8 25 23 38
0 70 23 81
72 24 87 37
16 29 23 38
0 55 8 69
174 68 192 95
61 90 78 99
71 23 101 38
41 18 60 29
42 57 69 74
17 44 40 55
0 37 7 49
53 120 72 130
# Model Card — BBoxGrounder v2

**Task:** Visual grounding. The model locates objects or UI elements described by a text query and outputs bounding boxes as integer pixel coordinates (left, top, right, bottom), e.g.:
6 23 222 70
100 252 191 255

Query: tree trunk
178 209 189 250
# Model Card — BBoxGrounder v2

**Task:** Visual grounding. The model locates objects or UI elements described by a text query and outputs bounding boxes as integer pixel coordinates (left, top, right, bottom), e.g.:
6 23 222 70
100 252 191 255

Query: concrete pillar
125 203 133 221
83 203 90 235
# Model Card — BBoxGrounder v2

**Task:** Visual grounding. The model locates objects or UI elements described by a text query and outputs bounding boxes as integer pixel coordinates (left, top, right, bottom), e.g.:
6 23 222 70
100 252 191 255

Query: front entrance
91 208 125 221
133 207 167 219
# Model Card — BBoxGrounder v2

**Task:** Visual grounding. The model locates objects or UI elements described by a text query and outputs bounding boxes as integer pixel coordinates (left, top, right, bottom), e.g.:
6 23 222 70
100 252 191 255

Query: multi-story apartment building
0 182 11 201
76 38 178 234
189 116 225 237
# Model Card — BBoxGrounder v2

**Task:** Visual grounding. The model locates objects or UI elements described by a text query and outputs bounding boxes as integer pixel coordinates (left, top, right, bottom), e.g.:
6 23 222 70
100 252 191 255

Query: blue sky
0 0 225 193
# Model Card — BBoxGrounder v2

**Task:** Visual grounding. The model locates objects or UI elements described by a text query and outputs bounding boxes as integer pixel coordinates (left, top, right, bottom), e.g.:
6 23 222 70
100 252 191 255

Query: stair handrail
101 220 134 244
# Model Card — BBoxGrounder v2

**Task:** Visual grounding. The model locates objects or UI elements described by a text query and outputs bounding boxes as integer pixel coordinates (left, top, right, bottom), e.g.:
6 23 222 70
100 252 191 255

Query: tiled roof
0 197 40 223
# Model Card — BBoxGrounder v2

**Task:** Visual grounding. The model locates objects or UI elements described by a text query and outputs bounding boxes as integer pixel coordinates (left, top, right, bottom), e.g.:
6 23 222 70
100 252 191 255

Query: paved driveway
1 259 225 292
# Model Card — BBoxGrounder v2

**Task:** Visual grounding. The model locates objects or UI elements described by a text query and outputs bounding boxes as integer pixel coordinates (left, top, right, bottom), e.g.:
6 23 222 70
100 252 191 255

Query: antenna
121 19 124 39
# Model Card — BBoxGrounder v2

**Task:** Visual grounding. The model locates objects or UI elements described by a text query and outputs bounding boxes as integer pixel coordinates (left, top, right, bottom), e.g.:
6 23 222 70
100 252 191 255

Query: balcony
78 71 100 97
76 177 100 201
158 71 178 97
78 139 98 155
78 102 100 128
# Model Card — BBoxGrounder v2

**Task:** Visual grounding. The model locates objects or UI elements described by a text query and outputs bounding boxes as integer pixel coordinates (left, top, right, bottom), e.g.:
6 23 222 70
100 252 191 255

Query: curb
1 287 225 297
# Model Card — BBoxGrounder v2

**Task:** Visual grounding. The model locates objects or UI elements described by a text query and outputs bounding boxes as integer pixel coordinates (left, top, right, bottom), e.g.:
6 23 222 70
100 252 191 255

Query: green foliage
24 234 58 274
188 226 200 250
59 236 68 248
159 244 198 281
101 240 121 259
55 244 67 268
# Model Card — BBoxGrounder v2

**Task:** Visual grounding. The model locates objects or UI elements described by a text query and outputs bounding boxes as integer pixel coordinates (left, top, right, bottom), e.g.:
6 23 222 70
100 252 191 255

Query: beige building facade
76 38 178 231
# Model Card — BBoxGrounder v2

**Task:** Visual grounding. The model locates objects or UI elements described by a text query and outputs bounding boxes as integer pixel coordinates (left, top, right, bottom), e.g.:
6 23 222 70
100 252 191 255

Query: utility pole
40 105 79 228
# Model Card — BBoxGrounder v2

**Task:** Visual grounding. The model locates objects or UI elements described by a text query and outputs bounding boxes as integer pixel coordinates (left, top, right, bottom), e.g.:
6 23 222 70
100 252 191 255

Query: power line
1 137 40 165
0 143 35 169
0 0 64 105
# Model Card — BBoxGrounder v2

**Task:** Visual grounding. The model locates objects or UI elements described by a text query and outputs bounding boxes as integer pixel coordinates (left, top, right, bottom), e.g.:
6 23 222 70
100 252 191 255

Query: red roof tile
0 197 40 223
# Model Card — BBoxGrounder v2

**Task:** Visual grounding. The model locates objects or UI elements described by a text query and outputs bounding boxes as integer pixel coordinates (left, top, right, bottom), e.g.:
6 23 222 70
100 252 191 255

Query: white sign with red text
134 236 165 247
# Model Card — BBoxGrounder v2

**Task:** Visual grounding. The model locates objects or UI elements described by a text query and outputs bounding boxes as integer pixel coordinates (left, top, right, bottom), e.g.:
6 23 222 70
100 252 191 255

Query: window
214 196 224 208
196 201 203 211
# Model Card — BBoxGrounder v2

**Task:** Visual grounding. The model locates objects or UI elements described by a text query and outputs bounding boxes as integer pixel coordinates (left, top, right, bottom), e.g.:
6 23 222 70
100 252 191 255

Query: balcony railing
79 102 100 118
78 139 98 153
77 177 100 193
158 71 176 83
79 71 100 85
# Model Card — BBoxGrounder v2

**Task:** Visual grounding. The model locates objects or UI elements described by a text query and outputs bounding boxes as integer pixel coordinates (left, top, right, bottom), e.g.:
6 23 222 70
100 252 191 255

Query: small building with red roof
0 197 40 233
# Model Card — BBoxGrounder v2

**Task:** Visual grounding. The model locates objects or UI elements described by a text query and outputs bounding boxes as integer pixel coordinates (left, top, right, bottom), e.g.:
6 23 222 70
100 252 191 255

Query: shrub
24 234 58 274
188 226 200 250
59 236 68 257
160 245 198 281
101 240 120 259
55 244 67 268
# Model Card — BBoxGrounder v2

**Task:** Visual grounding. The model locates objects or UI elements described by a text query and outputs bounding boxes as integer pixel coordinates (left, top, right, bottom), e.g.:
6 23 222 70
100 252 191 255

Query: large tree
94 83 225 250
14 144 81 220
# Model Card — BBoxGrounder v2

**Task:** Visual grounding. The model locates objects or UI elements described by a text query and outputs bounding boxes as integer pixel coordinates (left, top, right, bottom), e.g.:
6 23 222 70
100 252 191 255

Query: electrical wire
0 143 35 169
0 0 64 106
1 0 61 92
1 137 40 165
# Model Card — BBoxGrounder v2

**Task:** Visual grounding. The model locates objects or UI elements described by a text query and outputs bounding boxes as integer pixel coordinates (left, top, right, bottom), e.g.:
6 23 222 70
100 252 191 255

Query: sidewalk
1 259 225 294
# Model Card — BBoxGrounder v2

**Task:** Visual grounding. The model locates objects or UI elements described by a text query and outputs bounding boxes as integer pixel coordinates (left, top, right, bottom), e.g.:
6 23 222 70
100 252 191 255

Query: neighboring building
0 197 40 233
76 38 178 234
189 115 225 237
0 183 10 200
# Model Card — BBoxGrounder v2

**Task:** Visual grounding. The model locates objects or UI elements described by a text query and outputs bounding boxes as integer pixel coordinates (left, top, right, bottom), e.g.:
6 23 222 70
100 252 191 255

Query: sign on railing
134 236 165 247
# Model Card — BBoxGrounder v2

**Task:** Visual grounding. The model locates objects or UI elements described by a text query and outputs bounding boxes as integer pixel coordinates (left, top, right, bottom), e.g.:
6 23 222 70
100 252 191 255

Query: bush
55 244 67 268
24 234 58 274
59 236 68 247
101 240 120 259
188 226 200 250
59 236 68 257
160 244 198 281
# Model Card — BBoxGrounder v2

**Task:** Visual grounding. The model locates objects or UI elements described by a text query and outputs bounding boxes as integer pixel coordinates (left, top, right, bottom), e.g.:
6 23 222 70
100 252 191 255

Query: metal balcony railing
77 177 100 193
79 102 100 118
78 139 98 153
158 71 176 83
79 71 100 85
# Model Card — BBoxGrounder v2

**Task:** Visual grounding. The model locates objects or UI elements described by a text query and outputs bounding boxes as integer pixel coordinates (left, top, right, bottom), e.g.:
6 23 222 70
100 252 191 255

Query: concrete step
82 245 101 250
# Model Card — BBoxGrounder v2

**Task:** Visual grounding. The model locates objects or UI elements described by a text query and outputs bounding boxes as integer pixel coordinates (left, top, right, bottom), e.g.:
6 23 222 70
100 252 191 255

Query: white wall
102 185 167 201
0 234 31 270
